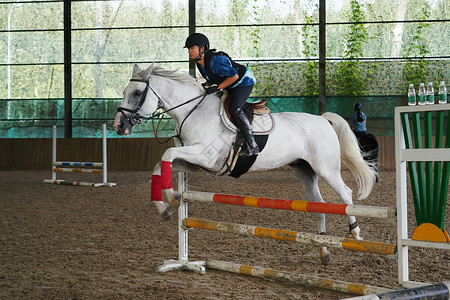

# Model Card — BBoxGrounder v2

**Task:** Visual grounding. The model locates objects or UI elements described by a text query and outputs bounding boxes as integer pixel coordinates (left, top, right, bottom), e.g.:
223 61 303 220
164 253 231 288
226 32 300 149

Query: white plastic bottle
426 82 434 105
407 84 416 106
418 83 426 105
438 81 447 104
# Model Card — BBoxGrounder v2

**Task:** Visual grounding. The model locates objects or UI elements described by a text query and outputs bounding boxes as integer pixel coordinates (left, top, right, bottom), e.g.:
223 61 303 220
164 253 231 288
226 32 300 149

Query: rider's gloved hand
205 85 221 94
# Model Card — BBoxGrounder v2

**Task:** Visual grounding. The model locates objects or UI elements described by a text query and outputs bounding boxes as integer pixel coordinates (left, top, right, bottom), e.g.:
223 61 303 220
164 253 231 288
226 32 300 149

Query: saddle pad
215 134 269 178
228 135 269 178
219 104 275 135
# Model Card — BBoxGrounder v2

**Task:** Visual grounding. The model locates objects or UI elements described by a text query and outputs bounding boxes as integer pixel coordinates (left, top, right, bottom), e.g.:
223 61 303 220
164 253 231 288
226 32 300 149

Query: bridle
116 77 207 145
116 78 163 127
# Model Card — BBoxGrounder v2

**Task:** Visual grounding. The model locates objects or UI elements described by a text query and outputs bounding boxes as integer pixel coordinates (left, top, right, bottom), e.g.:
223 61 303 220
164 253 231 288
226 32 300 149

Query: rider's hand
205 85 221 94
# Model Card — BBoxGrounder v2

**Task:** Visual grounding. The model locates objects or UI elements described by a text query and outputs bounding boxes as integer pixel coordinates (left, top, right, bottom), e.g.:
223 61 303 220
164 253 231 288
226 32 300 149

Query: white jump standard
43 124 116 187
395 104 450 290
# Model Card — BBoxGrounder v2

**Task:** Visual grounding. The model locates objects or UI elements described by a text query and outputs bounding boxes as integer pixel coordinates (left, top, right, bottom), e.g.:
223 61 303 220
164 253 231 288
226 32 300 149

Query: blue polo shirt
351 112 367 132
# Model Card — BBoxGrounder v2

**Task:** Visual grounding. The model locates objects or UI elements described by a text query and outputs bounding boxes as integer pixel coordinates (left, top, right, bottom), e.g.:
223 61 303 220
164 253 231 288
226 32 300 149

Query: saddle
220 91 274 135
222 92 270 123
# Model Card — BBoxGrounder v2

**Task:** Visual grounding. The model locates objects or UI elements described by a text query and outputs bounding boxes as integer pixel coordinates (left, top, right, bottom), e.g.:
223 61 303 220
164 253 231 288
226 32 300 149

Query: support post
188 0 196 77
52 125 57 180
318 0 326 114
178 172 189 264
102 124 107 184
64 0 72 138
157 172 206 273
395 108 409 287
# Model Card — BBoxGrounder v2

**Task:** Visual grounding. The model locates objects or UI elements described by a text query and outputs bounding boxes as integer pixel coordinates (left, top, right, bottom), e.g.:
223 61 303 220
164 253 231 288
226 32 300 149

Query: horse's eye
134 90 142 97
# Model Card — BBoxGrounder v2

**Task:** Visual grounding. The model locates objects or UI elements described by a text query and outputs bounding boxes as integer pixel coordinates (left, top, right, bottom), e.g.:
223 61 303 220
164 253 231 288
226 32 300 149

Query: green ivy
302 14 319 96
403 6 430 87
251 65 276 97
249 0 261 58
330 0 369 96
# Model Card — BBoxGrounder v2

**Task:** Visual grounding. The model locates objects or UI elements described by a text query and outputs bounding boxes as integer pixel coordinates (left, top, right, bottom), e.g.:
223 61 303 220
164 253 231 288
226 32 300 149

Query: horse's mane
134 64 203 91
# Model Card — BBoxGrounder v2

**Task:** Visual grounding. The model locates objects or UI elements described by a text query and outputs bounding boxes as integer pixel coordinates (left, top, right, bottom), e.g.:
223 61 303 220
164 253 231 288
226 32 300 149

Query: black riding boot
233 108 260 156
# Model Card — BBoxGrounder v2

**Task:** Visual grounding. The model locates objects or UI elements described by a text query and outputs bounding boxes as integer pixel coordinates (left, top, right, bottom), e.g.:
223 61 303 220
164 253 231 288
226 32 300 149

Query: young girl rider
184 33 259 156
350 102 367 138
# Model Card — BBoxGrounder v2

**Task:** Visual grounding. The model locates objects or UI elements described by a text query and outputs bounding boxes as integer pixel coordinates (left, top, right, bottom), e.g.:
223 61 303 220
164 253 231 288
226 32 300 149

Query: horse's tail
321 112 376 200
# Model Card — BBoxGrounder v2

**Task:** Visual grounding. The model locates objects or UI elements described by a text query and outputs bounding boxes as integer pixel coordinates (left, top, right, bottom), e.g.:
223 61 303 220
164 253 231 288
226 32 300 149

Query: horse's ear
132 64 141 77
142 64 153 79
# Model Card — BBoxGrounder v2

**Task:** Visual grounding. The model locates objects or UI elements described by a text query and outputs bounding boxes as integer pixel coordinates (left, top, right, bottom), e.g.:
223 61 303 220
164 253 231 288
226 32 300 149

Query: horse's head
114 64 163 135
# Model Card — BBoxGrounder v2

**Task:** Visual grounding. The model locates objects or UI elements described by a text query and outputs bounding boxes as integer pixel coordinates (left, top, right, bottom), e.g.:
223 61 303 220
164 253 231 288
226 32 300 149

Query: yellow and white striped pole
207 259 393 296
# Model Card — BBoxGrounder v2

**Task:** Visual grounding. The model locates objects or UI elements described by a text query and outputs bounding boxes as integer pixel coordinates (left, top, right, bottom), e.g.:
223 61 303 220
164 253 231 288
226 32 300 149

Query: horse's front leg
151 145 217 219
150 161 179 219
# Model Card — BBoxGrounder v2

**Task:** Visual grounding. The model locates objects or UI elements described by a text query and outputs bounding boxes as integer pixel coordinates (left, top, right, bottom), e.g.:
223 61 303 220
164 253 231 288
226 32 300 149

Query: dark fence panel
1 136 396 171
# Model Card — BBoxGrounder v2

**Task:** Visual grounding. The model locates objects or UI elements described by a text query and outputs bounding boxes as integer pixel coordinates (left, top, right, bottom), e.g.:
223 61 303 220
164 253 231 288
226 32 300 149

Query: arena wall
0 136 395 171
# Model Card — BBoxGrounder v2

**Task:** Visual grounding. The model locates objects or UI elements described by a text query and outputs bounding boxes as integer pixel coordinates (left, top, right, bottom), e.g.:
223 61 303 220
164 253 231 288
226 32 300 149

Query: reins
117 77 207 146
145 93 206 120
147 93 207 146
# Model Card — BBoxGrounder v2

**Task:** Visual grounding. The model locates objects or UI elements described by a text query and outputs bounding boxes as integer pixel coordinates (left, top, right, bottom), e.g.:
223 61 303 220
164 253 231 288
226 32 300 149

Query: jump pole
182 217 396 256
207 259 393 296
43 124 116 187
183 191 396 219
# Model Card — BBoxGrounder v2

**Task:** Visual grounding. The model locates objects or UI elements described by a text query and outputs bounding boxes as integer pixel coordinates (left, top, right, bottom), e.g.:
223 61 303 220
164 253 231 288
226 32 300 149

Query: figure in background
350 102 367 138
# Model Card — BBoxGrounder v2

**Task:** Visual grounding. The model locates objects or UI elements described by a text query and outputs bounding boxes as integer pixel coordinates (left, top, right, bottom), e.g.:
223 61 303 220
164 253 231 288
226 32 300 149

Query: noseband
117 78 164 126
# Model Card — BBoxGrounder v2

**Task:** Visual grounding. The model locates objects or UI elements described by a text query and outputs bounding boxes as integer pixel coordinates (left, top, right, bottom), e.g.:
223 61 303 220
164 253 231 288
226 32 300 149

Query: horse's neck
161 80 222 132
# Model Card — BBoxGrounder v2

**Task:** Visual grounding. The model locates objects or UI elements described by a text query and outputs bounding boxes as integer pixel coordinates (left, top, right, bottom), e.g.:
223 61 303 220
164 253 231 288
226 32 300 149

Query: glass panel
0 31 63 64
72 0 188 29
0 98 61 120
0 2 63 31
199 25 311 59
71 27 188 63
71 62 188 98
327 0 447 22
0 65 64 99
402 22 449 57
196 0 319 26
327 22 449 58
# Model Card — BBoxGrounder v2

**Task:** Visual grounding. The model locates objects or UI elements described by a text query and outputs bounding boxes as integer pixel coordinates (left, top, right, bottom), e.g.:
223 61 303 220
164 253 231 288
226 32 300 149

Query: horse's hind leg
290 160 331 265
319 168 363 241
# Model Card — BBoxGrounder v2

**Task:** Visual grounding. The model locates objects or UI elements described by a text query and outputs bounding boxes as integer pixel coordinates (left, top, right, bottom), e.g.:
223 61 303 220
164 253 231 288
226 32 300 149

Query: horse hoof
320 246 331 265
171 192 180 208
161 204 174 220
351 229 363 240
321 252 332 265
349 222 363 240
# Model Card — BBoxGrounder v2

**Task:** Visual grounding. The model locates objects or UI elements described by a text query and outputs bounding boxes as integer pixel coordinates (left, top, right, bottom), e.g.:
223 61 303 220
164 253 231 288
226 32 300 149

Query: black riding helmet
353 102 362 110
184 33 209 51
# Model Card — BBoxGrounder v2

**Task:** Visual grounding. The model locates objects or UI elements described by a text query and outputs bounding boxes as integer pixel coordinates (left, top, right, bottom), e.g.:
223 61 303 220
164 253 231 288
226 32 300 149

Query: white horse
114 64 376 265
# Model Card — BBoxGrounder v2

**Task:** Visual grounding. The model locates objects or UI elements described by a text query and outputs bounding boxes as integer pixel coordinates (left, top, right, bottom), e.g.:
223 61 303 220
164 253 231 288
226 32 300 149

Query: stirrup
239 144 260 157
